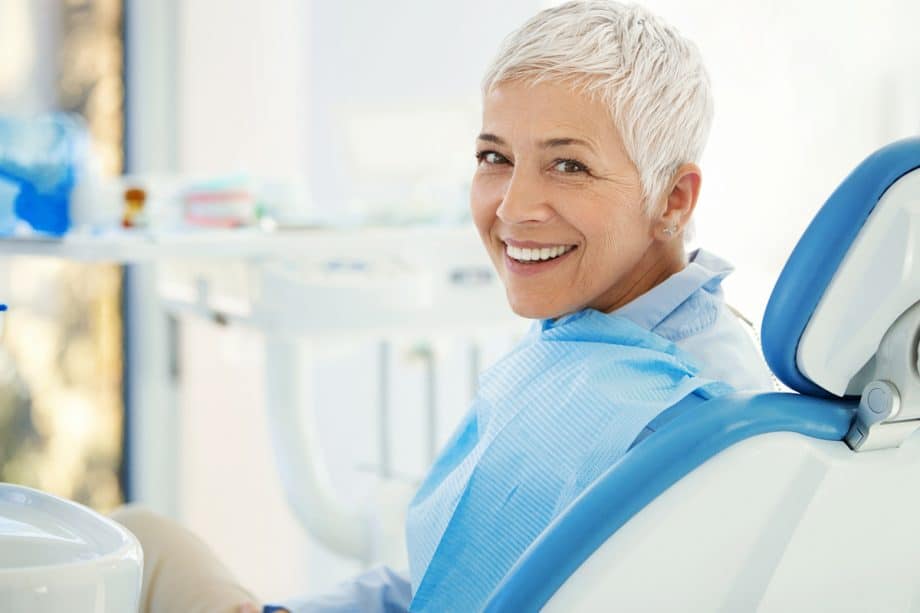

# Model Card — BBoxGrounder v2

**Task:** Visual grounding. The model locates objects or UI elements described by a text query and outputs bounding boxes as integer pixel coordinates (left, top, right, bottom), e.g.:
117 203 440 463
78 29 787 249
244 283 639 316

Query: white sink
0 483 142 612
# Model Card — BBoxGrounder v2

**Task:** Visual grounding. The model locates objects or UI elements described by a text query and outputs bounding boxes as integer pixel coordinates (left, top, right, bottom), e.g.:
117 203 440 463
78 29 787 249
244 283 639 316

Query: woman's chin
507 296 570 321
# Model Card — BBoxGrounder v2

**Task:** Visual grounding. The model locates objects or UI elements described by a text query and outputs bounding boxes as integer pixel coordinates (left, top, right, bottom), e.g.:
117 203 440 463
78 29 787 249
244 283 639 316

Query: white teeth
505 243 573 262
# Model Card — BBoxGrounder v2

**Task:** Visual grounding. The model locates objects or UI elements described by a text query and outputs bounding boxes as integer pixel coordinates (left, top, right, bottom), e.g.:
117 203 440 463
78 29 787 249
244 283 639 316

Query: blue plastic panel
761 137 920 397
482 392 856 612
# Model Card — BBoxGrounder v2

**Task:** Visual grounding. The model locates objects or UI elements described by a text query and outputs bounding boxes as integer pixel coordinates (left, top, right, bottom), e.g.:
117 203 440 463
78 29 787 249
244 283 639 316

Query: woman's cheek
470 180 505 230
469 184 491 232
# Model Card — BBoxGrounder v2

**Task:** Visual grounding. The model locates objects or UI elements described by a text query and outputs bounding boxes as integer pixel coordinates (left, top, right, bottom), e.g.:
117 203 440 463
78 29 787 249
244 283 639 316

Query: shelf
0 224 483 262
0 222 524 335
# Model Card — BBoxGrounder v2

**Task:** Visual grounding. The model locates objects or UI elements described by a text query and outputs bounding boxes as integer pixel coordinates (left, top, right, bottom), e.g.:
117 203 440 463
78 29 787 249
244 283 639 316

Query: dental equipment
0 483 142 612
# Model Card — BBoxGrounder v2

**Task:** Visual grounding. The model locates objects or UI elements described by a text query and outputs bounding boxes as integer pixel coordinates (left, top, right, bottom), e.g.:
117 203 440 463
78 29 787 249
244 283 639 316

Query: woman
114 2 774 611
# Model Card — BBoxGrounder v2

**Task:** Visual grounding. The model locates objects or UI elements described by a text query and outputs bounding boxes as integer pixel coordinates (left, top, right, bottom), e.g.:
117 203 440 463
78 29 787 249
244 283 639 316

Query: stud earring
663 225 677 237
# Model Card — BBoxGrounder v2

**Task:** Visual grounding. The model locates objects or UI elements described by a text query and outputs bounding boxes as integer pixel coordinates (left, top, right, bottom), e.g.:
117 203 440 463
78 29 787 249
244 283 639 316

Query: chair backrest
762 137 920 398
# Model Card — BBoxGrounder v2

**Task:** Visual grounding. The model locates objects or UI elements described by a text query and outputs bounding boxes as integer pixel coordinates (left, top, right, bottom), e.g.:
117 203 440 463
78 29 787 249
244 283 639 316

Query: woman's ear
655 163 701 240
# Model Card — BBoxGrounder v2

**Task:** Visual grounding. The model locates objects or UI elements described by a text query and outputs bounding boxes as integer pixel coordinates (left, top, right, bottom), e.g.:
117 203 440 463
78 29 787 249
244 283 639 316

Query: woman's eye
476 151 509 165
553 159 588 174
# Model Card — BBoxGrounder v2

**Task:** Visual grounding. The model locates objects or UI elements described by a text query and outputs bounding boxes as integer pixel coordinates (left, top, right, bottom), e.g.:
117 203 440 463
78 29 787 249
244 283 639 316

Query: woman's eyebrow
540 137 598 154
477 134 598 154
477 133 505 145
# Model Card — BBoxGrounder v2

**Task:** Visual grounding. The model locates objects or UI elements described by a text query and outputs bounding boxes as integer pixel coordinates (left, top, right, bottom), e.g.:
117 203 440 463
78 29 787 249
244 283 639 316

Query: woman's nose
496 170 554 224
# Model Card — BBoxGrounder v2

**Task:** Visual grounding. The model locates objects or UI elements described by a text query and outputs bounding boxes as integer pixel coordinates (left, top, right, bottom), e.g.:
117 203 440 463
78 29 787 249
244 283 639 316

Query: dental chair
485 136 920 612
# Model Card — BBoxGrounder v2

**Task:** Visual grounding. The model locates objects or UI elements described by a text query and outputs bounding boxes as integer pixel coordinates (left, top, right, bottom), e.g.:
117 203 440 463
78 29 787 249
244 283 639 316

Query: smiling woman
404 5 776 609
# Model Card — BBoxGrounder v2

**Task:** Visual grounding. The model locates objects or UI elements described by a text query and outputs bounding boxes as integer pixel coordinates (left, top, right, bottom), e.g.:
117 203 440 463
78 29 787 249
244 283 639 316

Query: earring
663 225 677 237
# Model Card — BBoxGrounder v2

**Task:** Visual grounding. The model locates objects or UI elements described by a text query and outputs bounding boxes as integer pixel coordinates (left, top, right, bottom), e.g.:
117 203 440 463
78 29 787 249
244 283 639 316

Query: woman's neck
594 241 688 314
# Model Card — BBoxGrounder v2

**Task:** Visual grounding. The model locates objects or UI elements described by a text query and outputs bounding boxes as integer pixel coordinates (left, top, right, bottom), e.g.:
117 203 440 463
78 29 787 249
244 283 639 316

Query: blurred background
0 0 918 604
0 0 124 510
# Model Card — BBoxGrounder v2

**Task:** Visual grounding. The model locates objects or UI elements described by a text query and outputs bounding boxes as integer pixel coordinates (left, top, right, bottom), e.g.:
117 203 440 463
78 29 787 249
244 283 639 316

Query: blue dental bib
405 309 732 611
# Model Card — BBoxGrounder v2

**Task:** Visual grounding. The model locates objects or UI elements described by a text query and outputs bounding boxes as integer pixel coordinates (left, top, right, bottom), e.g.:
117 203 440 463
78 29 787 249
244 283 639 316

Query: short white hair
482 1 713 213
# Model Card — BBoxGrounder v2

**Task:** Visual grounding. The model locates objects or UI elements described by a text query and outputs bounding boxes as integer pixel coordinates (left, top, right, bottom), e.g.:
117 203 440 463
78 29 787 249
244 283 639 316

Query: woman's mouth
504 243 576 263
502 241 577 276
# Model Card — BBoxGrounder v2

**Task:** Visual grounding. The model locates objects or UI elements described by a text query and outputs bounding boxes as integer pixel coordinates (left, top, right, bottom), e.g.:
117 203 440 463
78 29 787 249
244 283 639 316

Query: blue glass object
0 113 88 236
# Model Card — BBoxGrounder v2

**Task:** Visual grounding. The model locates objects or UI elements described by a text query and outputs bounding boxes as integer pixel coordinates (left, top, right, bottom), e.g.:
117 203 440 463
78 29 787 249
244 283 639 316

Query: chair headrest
762 137 920 397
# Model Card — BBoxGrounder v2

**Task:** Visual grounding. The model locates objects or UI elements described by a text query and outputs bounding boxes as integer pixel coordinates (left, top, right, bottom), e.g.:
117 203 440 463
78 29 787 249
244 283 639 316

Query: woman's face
471 79 667 320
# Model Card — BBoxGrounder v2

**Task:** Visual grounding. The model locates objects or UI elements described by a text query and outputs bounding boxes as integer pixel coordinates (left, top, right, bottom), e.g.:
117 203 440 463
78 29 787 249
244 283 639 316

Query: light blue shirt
613 249 775 393
269 248 775 613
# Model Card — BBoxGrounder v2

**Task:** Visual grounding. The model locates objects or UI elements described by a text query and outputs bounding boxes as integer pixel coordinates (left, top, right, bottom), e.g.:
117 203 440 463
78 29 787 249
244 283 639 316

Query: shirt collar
609 248 733 332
